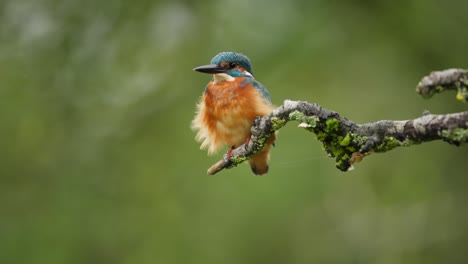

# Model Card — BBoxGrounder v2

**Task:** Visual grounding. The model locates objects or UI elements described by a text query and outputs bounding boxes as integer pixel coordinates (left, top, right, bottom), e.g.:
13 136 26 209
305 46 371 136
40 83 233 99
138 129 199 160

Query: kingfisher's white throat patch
213 73 235 83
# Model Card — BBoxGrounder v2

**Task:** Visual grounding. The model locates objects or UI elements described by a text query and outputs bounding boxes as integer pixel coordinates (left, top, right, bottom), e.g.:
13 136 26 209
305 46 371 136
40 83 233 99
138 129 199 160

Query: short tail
247 132 277 175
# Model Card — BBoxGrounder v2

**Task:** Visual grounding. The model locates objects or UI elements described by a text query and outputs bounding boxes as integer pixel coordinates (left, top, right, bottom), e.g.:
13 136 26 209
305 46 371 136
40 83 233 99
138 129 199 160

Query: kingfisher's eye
229 62 236 69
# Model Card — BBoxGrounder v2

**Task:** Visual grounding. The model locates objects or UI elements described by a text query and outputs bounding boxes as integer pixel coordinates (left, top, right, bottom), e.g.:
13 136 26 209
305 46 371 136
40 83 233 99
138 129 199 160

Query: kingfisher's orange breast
191 77 273 154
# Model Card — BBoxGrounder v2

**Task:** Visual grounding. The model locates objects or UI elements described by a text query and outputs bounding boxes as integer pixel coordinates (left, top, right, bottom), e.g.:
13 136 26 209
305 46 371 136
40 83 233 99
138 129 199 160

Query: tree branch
207 69 468 175
416 68 468 102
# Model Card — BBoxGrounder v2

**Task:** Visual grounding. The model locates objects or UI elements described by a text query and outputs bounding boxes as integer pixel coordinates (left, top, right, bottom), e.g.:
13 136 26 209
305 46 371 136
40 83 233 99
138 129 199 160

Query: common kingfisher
191 52 277 175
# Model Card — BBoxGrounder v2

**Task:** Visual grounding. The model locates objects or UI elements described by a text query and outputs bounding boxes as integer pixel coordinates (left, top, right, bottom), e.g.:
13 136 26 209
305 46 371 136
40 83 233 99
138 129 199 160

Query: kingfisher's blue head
193 52 254 80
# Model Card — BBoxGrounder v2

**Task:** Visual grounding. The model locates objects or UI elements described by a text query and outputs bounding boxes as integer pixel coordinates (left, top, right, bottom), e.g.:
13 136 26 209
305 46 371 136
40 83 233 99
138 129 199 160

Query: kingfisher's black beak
193 64 226 74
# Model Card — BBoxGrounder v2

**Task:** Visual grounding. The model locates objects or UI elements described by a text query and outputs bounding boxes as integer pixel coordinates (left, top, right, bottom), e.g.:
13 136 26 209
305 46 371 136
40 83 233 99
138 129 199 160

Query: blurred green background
2 0 468 263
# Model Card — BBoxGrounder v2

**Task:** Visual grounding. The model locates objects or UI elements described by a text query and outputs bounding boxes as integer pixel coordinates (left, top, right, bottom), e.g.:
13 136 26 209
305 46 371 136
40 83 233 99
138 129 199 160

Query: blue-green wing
253 80 272 103
242 78 272 103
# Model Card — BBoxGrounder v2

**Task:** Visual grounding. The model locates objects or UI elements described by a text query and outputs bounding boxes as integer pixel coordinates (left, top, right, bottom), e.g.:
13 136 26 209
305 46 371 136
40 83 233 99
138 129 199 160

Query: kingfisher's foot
226 146 235 158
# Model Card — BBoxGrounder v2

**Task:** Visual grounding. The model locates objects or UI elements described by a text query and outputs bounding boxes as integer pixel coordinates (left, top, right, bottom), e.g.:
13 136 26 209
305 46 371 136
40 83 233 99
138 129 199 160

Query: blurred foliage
1 0 468 263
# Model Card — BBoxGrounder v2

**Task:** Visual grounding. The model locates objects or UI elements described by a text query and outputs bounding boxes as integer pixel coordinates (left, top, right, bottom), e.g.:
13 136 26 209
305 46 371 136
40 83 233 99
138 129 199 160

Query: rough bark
416 68 468 102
